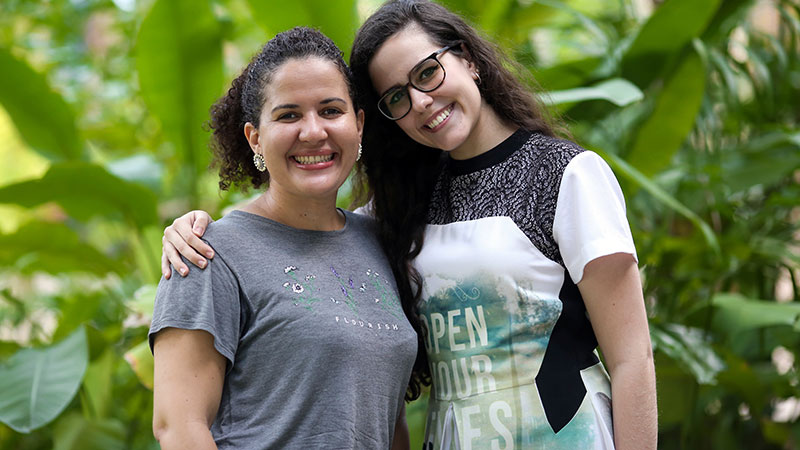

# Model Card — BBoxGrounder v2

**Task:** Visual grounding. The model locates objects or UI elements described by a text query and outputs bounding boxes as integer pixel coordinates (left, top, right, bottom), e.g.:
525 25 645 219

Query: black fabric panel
535 275 600 433
446 128 531 175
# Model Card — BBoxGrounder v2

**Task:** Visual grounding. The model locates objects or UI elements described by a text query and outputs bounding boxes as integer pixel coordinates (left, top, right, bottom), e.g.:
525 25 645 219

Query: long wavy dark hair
350 0 561 401
208 26 357 191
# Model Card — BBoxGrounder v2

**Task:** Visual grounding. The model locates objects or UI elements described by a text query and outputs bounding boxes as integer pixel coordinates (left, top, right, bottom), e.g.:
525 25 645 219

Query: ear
355 109 365 141
457 43 477 72
244 122 260 154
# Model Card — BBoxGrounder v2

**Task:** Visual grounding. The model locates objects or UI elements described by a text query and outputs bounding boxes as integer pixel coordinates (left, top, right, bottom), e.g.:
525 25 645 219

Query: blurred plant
0 0 797 449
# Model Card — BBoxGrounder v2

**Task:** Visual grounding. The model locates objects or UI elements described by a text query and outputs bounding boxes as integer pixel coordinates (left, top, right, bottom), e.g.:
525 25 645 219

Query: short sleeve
149 250 240 369
352 198 375 217
553 151 637 284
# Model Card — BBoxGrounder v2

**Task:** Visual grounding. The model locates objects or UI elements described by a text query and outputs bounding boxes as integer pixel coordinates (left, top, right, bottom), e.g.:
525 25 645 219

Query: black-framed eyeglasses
377 44 460 121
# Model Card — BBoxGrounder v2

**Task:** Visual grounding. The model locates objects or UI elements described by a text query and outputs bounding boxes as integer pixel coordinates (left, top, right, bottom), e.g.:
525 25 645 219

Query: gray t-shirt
150 209 417 449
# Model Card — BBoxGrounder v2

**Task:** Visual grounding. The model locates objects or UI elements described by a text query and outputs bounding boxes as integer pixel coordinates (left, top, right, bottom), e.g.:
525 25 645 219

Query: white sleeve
352 198 375 217
553 151 637 284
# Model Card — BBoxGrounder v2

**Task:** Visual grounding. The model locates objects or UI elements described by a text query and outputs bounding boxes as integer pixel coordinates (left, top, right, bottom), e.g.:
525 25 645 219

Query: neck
449 103 517 160
242 188 344 231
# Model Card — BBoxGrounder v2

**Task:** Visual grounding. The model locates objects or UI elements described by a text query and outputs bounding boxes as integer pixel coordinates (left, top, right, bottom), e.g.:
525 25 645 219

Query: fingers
190 211 214 238
184 211 215 259
163 233 190 277
174 216 215 263
160 210 216 278
161 251 171 279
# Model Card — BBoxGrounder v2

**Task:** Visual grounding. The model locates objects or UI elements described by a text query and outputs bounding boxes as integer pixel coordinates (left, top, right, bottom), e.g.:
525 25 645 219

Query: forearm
154 420 218 450
609 357 657 450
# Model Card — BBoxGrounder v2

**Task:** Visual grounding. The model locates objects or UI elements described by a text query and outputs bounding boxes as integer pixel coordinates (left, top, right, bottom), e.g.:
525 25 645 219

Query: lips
424 104 454 129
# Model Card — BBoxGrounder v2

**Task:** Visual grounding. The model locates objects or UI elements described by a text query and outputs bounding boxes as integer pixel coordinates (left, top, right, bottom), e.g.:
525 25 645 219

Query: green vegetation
1 0 798 448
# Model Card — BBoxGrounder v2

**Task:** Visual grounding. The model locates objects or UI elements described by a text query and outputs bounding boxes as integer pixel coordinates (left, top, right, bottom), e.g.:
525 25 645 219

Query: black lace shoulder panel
426 133 584 266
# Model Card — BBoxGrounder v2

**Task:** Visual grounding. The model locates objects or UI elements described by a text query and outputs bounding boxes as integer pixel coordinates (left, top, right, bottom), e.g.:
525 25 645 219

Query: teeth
426 106 452 129
295 154 334 164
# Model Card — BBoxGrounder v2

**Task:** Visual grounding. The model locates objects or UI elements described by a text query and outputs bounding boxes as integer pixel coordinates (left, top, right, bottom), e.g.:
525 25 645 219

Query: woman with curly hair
149 27 416 449
162 1 657 448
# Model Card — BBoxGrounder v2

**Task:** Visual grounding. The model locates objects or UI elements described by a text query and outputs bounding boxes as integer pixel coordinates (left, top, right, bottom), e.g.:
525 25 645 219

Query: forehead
368 25 441 92
263 57 351 107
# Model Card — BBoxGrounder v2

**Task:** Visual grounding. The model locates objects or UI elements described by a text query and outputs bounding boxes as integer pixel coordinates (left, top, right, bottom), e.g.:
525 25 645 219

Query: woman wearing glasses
161 1 657 449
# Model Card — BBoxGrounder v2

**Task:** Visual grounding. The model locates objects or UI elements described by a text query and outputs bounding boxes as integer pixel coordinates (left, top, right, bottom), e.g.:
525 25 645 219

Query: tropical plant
0 0 797 449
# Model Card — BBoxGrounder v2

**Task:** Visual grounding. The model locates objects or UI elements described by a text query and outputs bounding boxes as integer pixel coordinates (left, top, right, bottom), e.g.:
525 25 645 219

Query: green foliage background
0 0 798 448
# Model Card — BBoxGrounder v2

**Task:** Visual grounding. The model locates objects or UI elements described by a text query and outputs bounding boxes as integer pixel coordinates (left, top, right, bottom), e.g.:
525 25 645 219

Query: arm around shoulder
152 327 226 450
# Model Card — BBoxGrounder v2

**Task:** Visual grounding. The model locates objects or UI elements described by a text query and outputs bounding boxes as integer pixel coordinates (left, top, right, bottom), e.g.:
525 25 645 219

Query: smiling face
368 24 490 159
245 57 363 204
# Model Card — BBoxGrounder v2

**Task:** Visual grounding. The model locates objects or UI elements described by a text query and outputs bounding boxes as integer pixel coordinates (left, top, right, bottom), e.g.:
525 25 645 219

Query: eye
417 65 438 81
413 61 440 86
387 89 407 105
276 112 299 121
321 107 344 117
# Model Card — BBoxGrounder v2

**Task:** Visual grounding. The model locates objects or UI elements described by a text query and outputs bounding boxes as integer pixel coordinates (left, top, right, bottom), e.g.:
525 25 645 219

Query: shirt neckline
446 129 533 176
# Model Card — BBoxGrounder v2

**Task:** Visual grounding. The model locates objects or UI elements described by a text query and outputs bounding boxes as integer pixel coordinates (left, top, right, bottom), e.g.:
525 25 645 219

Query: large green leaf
52 294 105 342
0 222 122 275
0 162 158 228
136 0 223 176
543 78 643 107
532 56 604 91
711 294 800 334
106 153 165 194
0 327 88 433
81 350 115 419
701 0 757 42
622 0 721 87
245 0 358 58
597 149 720 255
626 50 706 177
504 1 562 30
0 48 82 161
651 323 726 385
720 132 800 194
52 412 125 450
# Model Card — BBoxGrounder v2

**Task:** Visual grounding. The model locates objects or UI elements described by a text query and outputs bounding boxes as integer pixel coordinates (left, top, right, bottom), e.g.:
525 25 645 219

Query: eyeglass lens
379 56 446 119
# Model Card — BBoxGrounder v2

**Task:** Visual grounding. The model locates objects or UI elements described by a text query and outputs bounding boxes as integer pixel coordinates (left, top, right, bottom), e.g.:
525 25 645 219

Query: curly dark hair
209 26 358 191
350 0 563 401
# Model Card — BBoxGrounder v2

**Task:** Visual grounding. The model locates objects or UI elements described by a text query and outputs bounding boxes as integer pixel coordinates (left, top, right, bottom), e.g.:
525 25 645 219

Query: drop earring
474 71 482 85
356 143 362 161
253 153 266 172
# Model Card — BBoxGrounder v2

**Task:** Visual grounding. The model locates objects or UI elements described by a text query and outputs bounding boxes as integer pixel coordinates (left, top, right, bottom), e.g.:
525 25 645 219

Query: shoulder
520 132 585 173
205 211 254 238
506 133 588 196
202 211 272 252
343 209 377 233
342 209 385 256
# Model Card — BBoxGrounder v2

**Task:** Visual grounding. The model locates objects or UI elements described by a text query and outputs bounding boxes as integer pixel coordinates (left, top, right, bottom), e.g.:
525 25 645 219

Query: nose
298 114 328 143
408 88 433 113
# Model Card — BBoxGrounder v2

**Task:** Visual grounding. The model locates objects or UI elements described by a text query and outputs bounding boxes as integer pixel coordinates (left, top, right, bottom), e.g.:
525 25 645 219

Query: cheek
395 117 419 136
334 121 363 144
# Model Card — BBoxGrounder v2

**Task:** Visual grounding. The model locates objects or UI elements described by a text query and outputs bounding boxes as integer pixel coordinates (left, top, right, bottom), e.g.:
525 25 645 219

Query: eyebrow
320 97 347 105
271 97 347 113
379 84 404 98
378 51 435 98
271 103 299 113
